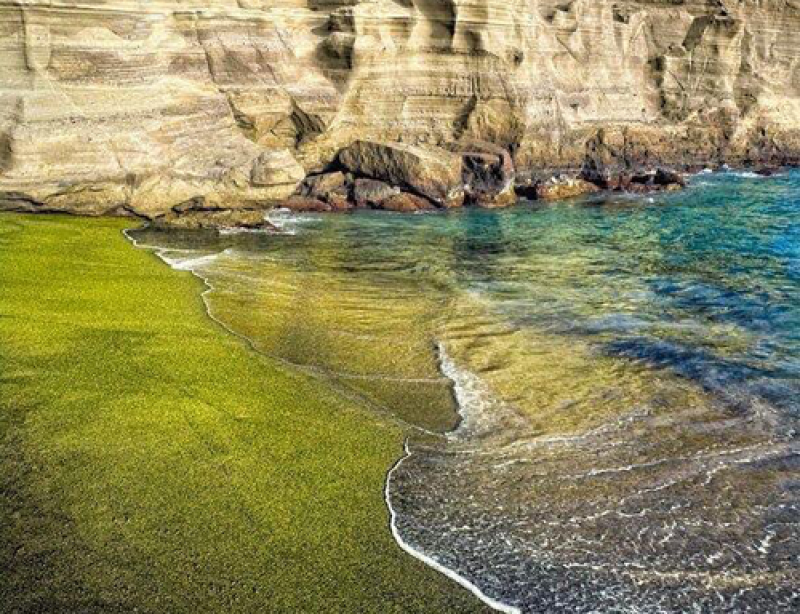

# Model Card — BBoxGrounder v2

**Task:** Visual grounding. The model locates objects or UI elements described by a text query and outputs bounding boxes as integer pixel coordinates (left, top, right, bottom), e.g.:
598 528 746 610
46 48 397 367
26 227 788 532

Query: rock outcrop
339 141 465 208
0 0 798 220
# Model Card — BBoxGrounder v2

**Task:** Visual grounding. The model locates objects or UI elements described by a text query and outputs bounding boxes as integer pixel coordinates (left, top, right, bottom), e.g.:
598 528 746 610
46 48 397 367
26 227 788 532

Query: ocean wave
437 343 498 437
384 345 523 614
729 171 766 179
385 443 522 614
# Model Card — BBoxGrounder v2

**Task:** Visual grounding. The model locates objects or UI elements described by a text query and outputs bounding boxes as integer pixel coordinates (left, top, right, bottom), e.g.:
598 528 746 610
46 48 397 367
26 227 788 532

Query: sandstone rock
298 171 354 210
300 172 348 199
0 184 130 216
339 141 464 208
379 193 435 213
128 178 210 219
250 150 305 189
283 196 332 213
537 176 601 201
0 1 797 215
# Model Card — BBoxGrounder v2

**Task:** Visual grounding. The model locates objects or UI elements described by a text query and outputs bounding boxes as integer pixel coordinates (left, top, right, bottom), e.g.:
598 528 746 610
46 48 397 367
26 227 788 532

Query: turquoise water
132 169 800 613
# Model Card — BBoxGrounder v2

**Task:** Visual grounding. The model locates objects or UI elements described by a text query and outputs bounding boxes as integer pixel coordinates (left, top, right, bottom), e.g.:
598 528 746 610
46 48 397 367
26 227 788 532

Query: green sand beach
0 214 485 613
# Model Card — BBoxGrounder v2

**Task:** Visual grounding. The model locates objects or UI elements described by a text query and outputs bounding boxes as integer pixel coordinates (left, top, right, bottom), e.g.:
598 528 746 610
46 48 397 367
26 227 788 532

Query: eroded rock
155 209 275 231
339 141 465 208
299 172 348 199
283 196 333 212
353 179 401 208
380 193 435 213
454 140 517 208
536 176 601 201
0 1 797 216
250 150 305 189
654 168 687 188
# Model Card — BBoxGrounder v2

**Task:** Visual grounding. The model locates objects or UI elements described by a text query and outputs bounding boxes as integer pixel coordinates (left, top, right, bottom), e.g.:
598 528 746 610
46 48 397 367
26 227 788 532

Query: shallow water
131 170 800 613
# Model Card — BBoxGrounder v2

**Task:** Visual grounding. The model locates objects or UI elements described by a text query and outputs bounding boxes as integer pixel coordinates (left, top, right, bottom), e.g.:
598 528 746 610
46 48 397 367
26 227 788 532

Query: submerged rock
654 168 687 188
154 209 275 231
283 196 333 212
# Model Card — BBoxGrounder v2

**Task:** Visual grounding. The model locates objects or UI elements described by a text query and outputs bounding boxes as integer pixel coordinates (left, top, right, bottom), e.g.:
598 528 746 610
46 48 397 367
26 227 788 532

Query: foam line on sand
384 440 521 614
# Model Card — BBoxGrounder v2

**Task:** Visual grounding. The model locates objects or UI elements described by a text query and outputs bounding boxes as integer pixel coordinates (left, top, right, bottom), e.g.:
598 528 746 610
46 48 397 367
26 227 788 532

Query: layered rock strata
0 0 798 220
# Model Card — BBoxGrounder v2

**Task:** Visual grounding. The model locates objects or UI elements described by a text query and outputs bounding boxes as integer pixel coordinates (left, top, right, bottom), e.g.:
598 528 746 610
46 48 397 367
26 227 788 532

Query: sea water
130 170 800 613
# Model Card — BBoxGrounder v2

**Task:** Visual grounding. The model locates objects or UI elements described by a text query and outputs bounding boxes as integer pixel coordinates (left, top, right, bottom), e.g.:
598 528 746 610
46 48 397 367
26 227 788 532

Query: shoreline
126 221 524 612
125 224 517 611
122 228 447 438
4 166 797 611
2 162 796 231
0 213 487 613
149 163 799 231
383 342 527 614
385 441 522 614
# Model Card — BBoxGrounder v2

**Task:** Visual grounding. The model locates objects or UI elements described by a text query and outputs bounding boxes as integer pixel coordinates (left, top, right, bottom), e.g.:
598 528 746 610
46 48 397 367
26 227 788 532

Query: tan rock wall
0 0 798 216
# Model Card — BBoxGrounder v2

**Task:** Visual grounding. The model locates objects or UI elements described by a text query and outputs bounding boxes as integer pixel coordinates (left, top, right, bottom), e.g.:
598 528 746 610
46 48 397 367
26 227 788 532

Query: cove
130 170 800 613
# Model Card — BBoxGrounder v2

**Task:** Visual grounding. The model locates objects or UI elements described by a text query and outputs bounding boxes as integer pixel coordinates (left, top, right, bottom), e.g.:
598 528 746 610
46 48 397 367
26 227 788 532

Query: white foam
755 527 777 556
385 441 522 614
123 229 231 273
218 226 272 236
266 208 319 235
381 344 522 613
160 251 227 272
692 167 781 180
437 342 503 439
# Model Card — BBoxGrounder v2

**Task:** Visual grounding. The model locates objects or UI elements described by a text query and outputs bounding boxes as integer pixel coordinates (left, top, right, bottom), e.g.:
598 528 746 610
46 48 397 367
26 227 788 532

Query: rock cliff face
1 1 798 217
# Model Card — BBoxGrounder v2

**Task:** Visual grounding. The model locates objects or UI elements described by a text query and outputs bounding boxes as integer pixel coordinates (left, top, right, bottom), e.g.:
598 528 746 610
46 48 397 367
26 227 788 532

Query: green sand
0 214 485 613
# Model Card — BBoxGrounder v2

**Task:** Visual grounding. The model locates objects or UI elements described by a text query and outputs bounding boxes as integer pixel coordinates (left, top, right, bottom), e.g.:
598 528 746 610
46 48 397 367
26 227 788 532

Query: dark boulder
353 178 400 208
654 168 686 187
452 140 517 207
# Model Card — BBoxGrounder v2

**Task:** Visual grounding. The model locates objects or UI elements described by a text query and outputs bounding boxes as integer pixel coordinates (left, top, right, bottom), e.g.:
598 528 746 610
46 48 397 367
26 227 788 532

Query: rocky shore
149 137 697 228
286 139 690 213
1 1 798 227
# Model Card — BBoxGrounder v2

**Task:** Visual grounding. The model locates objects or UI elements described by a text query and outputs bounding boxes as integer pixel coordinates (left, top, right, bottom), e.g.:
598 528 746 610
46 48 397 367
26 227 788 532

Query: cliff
1 0 799 218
